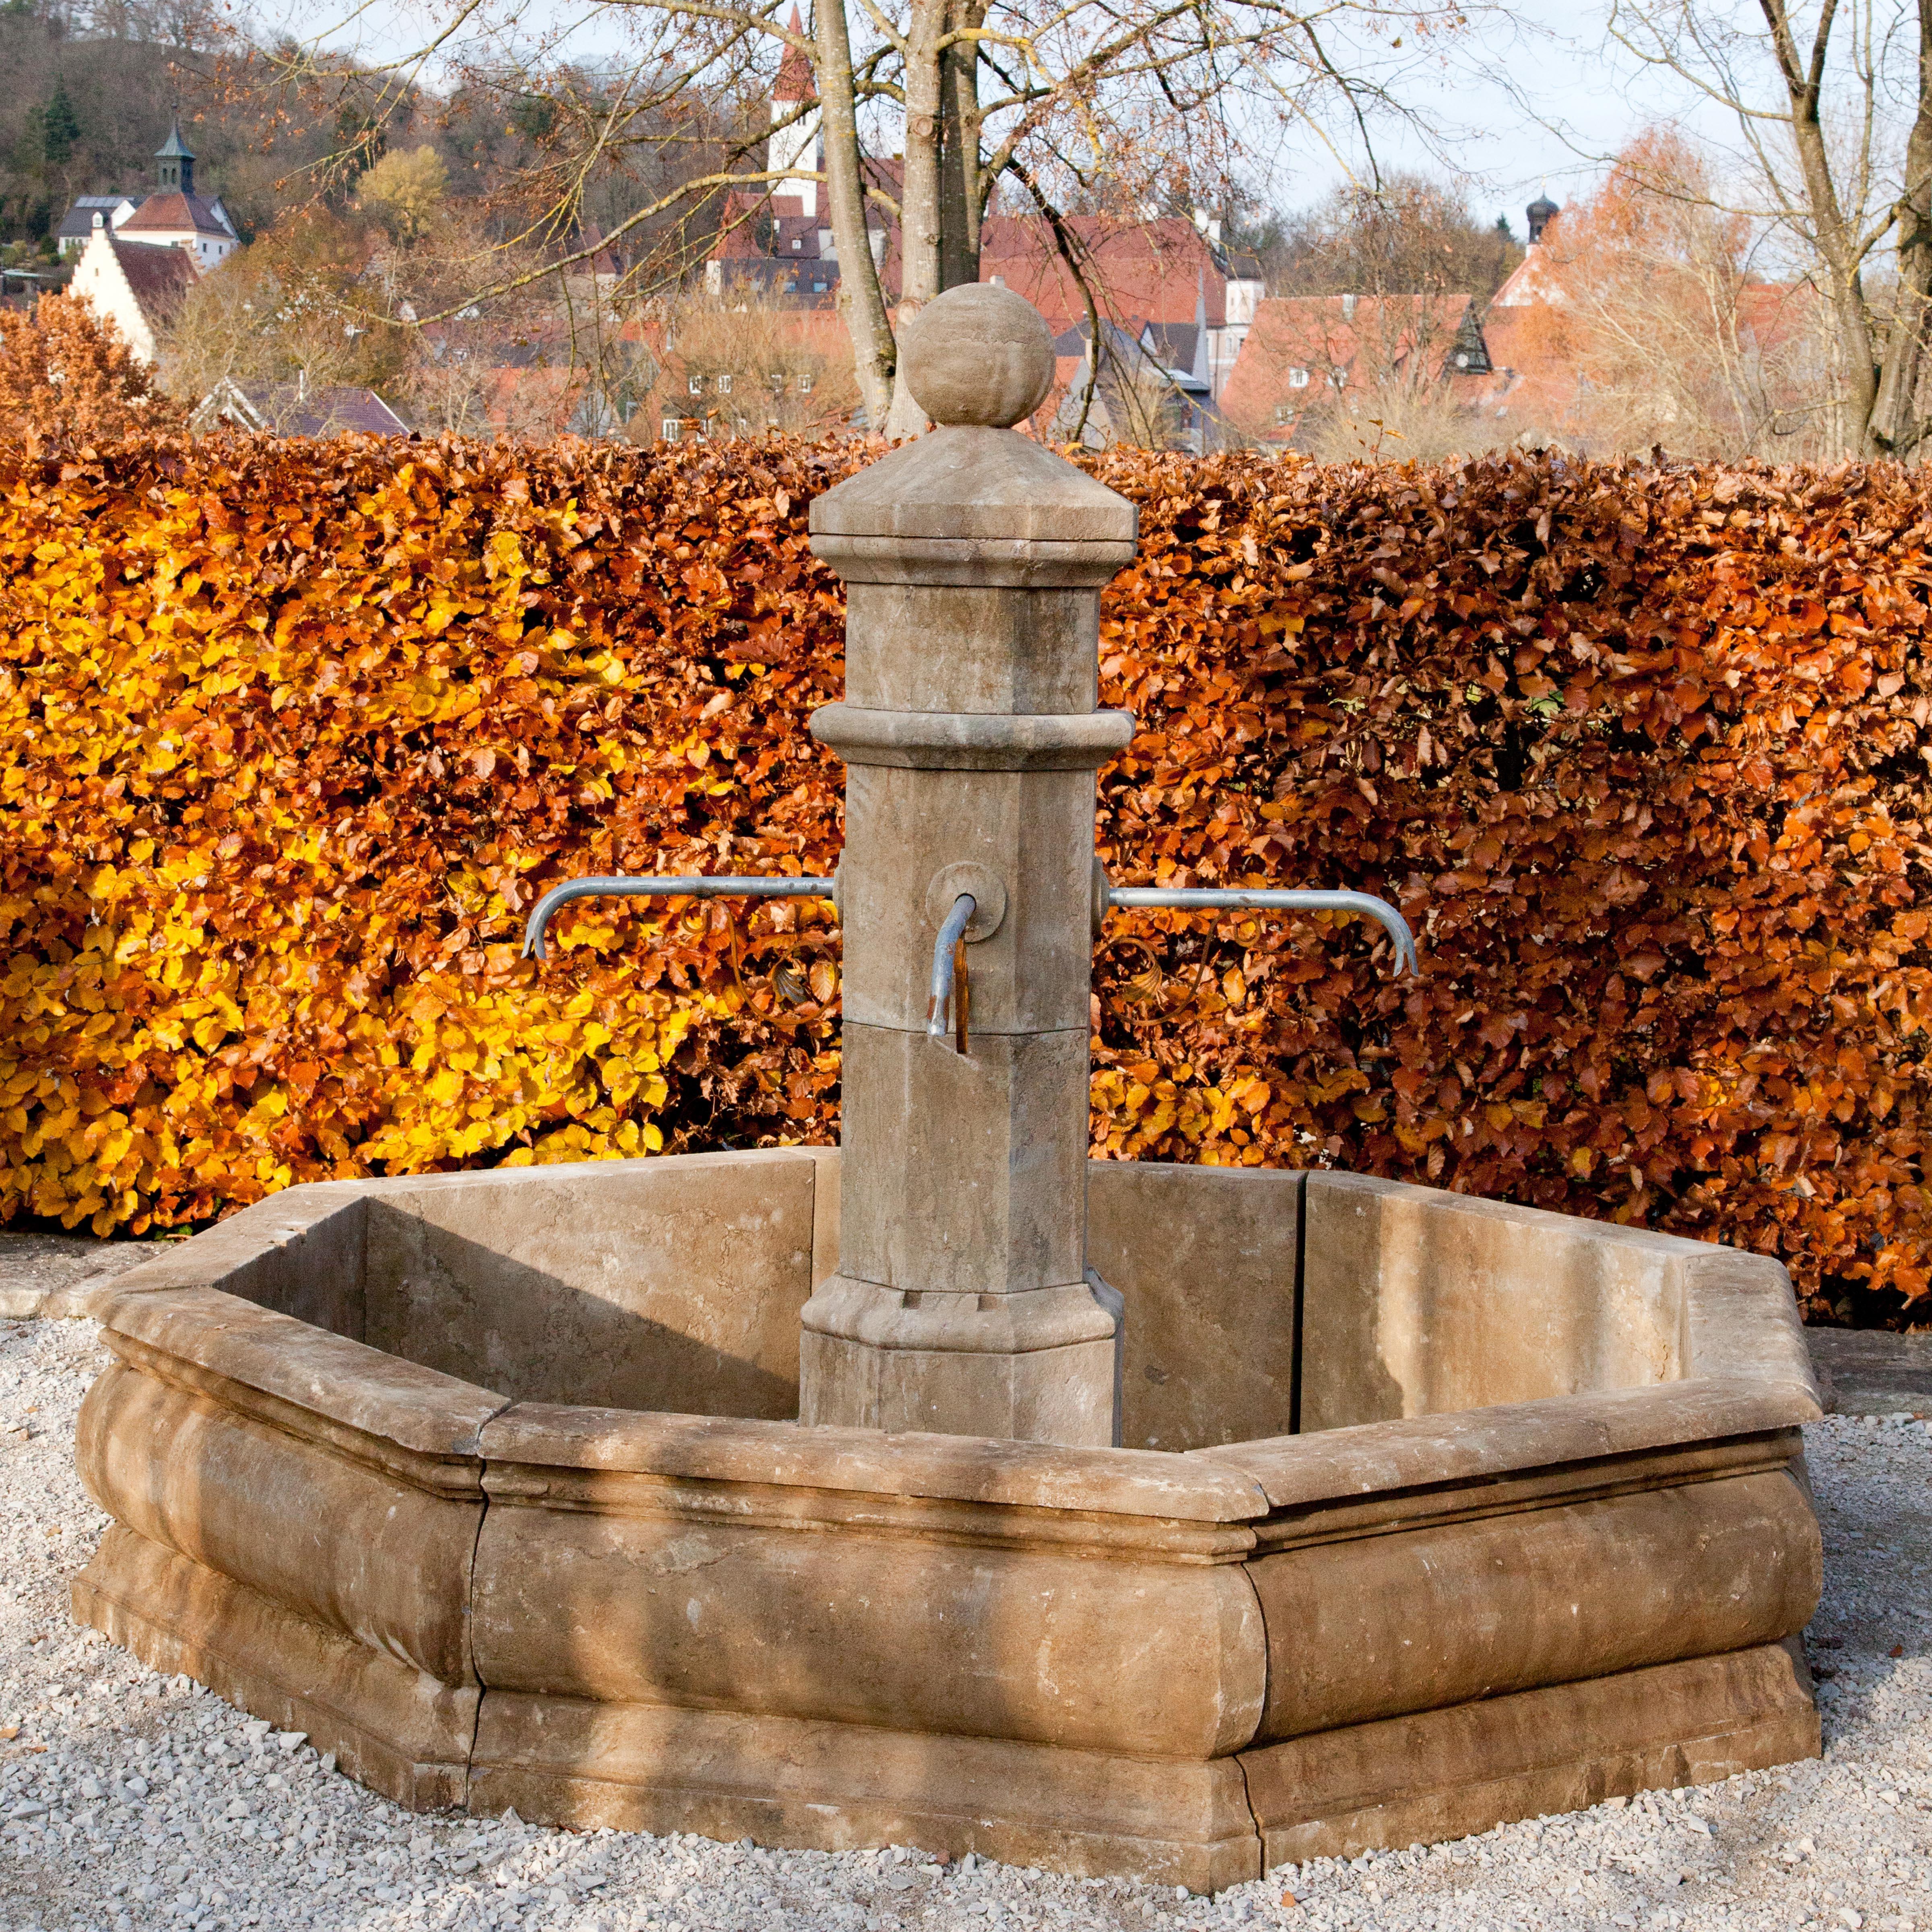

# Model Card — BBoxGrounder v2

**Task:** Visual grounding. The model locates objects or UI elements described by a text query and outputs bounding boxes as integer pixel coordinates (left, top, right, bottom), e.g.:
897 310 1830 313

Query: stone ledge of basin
1226 1431 1804 1554
808 426 1137 548
1190 1377 1818 1511
799 1276 1119 1353
809 703 1136 770
95 1284 506 1468
1678 1241 1822 1400
1300 1170 1823 1417
475 1401 1270 1524
66 1181 375 1318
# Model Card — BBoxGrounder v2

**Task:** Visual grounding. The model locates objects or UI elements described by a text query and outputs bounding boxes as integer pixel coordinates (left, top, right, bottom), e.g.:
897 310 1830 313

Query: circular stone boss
900 283 1056 428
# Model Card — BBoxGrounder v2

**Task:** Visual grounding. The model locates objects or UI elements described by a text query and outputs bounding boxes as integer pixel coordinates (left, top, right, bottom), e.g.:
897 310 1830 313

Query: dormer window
792 237 803 251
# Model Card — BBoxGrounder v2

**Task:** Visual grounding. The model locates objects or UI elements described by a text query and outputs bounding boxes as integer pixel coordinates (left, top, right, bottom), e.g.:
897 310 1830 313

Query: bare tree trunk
938 0 984 291
814 0 896 430
1759 0 1881 455
1873 0 1932 456
885 0 947 436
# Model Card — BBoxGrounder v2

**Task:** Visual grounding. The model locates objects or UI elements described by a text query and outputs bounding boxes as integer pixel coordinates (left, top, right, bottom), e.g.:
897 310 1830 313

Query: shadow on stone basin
68 1149 1823 1892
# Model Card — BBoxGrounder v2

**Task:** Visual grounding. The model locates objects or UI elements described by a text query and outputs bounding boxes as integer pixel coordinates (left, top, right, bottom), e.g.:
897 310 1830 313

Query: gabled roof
121 192 234 242
107 236 197 316
56 197 134 241
978 216 1240 331
1491 237 1567 308
195 379 409 437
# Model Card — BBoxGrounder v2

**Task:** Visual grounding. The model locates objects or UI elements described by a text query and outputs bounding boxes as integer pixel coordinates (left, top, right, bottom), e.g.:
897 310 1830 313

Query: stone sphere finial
900 284 1056 429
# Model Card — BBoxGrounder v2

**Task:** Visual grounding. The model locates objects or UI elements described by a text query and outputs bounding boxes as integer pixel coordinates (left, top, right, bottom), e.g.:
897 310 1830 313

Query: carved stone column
798 285 1138 1446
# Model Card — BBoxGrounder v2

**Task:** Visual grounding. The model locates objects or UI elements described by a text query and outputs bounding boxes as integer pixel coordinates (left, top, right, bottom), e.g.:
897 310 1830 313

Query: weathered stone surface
475 1395 1266 1519
828 1025 1092 1299
1245 1468 1819 1740
842 584 1101 714
897 283 1057 429
468 1699 1262 1894
1240 1640 1820 1868
1086 1161 1302 1452
809 428 1136 555
74 1525 477 1810
799 1326 1120 1442
832 766 1100 1036
1301 1172 1685 1429
471 1449 1266 1754
66 1150 1824 1889
76 1356 489 1684
366 1151 820 1418
803 352 1136 1445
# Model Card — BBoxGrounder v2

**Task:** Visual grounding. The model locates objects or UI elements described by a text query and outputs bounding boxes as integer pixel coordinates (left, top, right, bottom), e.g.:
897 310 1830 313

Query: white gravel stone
0 1312 1924 1930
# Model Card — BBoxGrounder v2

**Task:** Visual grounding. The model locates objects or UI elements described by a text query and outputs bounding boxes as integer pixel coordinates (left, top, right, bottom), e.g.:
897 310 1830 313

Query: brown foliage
0 295 184 444
1 433 1929 1325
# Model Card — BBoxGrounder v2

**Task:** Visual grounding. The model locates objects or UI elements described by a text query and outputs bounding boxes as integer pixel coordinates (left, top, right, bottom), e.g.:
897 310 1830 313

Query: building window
770 371 785 391
1274 402 1292 425
811 280 826 291
688 374 702 394
792 237 803 251
1453 350 1470 369
799 373 813 394
1288 367 1309 388
662 418 681 440
718 373 732 394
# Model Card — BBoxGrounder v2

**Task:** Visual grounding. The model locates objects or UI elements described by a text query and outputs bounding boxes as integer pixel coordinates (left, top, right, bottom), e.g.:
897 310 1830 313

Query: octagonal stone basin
70 1151 1823 1892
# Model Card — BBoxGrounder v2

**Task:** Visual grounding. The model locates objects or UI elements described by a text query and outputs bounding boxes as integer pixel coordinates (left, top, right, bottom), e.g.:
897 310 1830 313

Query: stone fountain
69 288 1823 1893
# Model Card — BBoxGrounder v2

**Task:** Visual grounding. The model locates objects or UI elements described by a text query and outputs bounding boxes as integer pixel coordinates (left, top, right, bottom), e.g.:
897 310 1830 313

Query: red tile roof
978 216 1247 330
120 192 232 241
108 237 197 316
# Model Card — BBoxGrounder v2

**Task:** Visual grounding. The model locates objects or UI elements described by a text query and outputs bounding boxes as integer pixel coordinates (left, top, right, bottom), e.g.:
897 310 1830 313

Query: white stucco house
68 218 197 364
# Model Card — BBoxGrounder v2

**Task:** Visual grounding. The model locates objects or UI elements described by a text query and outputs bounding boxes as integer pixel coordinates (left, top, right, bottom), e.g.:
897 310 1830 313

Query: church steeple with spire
767 8 822 219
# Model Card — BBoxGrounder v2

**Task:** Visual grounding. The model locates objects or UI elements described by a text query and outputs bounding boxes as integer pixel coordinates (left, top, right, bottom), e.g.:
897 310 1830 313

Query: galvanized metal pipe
1106 887 1418 976
522 875 838 962
926 893 978 1047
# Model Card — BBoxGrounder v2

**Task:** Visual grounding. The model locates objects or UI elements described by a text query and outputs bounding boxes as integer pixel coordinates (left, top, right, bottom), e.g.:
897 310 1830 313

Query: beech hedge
2 434 1928 1323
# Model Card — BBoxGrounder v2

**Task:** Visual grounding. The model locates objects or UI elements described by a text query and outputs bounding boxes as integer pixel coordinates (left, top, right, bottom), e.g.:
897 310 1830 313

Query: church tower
157 120 195 198
768 8 822 218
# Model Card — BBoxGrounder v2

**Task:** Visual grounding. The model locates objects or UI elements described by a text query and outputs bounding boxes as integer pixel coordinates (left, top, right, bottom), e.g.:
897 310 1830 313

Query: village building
114 123 240 270
1220 291 1493 447
189 377 410 437
68 213 197 363
54 196 135 258
693 28 1261 438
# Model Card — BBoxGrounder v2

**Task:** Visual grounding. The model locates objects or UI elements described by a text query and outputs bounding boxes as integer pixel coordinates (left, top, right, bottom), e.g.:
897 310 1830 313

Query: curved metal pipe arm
1106 886 1418 976
927 893 977 1049
522 874 838 961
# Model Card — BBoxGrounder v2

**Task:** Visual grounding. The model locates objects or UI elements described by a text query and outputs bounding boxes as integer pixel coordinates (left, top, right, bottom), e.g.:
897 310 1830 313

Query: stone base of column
799 1273 1123 1445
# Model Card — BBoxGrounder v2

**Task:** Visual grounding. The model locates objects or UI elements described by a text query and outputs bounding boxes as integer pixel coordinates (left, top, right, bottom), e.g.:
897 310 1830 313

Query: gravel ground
2 1315 1929 1932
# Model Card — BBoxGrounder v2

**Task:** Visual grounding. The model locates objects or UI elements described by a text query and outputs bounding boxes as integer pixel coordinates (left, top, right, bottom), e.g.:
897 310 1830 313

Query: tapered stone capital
810 426 1136 585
